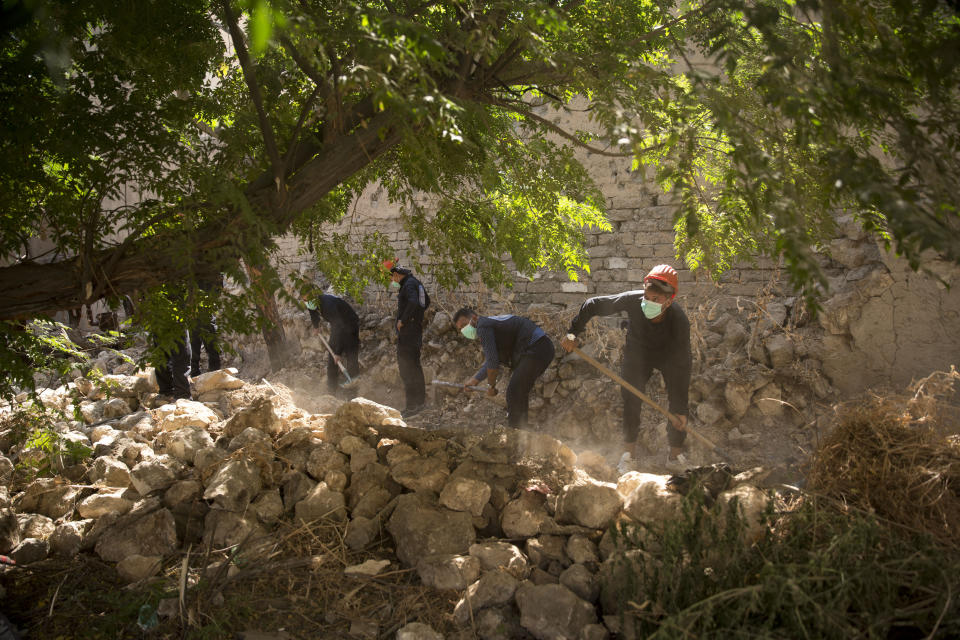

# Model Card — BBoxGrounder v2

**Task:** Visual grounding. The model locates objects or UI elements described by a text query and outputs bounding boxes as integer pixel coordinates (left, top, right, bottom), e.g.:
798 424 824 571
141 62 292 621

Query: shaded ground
2 519 461 640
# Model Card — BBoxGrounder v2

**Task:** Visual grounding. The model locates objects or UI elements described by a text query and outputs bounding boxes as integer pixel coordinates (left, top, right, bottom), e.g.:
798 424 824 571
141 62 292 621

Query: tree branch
221 0 285 193
615 0 722 49
487 96 661 158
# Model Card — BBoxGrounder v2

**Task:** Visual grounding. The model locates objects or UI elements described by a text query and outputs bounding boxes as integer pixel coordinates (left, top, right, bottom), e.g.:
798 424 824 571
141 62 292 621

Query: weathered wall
813 218 960 394
273 106 960 396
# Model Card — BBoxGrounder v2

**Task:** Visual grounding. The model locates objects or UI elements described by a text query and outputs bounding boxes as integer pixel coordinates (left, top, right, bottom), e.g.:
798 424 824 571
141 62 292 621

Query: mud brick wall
273 152 780 310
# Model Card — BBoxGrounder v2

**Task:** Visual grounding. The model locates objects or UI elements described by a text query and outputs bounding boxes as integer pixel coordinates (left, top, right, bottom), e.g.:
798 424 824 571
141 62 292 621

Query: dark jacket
309 295 360 345
473 315 548 380
396 274 430 327
567 289 692 412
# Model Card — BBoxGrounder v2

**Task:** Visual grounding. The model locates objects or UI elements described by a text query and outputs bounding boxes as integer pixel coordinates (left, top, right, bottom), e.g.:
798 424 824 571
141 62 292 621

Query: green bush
607 488 960 639
1 404 92 479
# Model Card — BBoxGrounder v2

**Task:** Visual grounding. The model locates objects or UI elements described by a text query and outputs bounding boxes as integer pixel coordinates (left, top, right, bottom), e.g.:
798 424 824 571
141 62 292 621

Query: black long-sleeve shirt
309 295 360 346
567 289 692 414
473 315 547 380
396 274 429 326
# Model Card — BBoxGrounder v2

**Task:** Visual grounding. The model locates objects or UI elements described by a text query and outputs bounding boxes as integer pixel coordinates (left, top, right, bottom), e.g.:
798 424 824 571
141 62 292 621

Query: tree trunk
0 113 402 321
244 259 294 372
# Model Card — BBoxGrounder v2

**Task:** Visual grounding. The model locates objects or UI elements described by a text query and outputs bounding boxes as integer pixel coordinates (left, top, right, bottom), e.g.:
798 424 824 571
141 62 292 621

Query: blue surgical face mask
305 300 317 311
460 324 477 340
389 280 400 290
641 298 663 319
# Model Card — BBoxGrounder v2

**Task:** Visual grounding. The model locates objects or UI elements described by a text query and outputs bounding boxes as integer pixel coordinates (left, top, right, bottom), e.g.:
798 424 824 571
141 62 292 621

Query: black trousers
189 317 221 376
397 324 425 410
506 336 555 428
621 346 687 447
154 329 192 399
326 332 360 392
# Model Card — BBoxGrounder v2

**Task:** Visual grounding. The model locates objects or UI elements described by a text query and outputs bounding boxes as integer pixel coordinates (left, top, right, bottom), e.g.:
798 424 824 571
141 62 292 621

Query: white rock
191 368 245 395
515 582 597 640
157 399 220 431
344 558 391 577
555 480 622 530
440 476 491 517
453 571 519 623
203 458 262 512
294 482 347 523
469 541 530 579
78 489 135 518
416 554 481 591
157 426 215 464
89 456 131 488
396 622 444 640
129 456 182 495
621 473 682 525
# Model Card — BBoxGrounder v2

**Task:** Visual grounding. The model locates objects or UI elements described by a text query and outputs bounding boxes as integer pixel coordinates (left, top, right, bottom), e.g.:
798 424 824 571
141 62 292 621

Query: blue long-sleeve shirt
473 315 547 380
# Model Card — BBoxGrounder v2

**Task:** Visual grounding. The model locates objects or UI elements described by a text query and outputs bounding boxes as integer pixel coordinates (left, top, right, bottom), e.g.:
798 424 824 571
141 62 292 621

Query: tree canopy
1 0 958 395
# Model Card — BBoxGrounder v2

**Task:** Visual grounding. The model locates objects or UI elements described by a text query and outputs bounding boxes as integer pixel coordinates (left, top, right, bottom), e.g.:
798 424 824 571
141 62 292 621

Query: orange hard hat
644 264 678 298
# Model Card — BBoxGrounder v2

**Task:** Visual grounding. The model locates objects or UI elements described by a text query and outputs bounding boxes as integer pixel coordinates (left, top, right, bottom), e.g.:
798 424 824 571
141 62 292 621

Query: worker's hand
333 355 342 365
671 414 688 431
396 320 403 331
560 333 578 353
462 377 479 394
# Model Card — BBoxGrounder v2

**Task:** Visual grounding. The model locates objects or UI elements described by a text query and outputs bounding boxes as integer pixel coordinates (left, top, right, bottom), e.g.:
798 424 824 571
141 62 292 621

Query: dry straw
808 367 960 546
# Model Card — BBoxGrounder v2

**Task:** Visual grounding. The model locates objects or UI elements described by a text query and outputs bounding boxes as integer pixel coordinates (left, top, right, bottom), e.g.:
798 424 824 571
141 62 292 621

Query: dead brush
175 516 459 638
808 375 960 546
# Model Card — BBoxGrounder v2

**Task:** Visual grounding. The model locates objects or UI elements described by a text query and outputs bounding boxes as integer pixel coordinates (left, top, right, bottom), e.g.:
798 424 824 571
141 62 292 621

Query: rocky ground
251 296 834 486
0 300 836 639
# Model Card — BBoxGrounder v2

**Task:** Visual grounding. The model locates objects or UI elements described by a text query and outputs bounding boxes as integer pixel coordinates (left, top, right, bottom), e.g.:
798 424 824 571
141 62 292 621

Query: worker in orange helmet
382 259 431 418
561 264 692 473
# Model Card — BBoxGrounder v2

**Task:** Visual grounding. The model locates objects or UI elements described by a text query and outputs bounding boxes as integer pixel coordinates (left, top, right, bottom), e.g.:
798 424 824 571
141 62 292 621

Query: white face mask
641 298 663 319
460 324 477 340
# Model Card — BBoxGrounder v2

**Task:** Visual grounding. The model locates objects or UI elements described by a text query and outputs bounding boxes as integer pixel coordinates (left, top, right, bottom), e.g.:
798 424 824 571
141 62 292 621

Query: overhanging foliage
0 0 958 397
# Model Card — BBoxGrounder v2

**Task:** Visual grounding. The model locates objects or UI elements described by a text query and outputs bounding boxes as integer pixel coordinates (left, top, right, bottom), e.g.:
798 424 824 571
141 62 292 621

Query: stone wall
272 107 960 396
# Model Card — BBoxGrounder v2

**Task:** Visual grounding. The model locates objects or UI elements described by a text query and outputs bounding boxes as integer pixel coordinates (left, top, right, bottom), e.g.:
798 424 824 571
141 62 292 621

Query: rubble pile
0 361 770 639
248 298 838 478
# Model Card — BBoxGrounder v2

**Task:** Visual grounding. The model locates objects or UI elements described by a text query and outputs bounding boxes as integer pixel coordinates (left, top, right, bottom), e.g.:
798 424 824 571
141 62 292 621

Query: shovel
567 341 731 459
431 379 491 393
317 332 359 389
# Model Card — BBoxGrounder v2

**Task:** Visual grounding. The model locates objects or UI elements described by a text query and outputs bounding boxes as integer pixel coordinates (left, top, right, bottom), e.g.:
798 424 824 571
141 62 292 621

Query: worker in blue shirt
453 308 556 429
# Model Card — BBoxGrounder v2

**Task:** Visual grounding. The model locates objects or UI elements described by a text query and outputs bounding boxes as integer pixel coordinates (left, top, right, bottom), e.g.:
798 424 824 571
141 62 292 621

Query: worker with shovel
453 308 556 429
304 289 361 394
386 261 431 418
561 264 692 472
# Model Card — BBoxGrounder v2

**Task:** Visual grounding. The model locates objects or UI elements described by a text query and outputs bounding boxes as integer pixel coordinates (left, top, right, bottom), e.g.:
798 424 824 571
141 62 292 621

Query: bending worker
386 262 430 418
453 308 556 429
305 290 361 394
561 264 692 471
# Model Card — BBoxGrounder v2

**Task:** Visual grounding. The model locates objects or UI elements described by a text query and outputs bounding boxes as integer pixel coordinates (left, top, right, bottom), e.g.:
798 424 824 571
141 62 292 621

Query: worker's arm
567 292 640 337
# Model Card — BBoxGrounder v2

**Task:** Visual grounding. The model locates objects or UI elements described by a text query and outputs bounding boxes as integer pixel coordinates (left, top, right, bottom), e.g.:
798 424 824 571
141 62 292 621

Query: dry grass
1 516 461 639
808 367 960 546
181 518 461 639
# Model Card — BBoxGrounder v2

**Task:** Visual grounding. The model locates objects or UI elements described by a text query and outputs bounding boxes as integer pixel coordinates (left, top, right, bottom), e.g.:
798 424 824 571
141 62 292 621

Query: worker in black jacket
386 262 430 417
453 308 556 429
561 264 692 471
305 292 361 393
